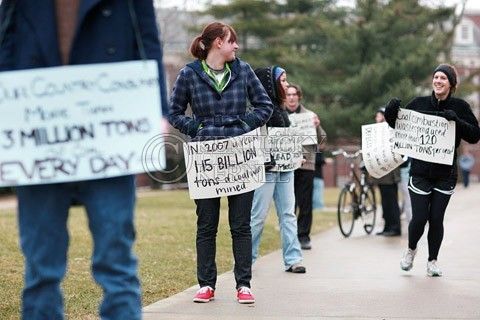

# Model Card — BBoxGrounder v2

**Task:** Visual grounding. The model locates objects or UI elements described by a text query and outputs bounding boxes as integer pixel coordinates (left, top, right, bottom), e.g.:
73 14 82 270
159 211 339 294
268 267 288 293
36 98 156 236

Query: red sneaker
237 286 255 304
193 286 214 303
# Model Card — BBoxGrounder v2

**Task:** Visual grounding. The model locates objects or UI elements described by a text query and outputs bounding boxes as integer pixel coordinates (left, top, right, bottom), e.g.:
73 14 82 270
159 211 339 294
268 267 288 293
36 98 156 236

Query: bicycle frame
346 163 361 209
333 149 376 237
336 149 362 202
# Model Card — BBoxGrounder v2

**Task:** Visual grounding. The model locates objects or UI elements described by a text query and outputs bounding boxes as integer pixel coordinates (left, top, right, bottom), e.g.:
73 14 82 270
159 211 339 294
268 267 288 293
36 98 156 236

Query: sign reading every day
362 122 405 179
0 60 163 186
183 129 265 199
267 127 303 172
392 109 455 165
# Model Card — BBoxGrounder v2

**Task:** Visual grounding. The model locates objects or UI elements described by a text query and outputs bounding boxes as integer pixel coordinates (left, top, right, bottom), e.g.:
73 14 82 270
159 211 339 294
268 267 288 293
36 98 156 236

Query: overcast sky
157 0 480 11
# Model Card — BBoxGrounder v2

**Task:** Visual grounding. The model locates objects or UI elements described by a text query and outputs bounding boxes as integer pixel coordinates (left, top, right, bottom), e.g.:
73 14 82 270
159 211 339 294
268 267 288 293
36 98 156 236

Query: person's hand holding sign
385 97 401 119
442 109 459 122
384 97 402 129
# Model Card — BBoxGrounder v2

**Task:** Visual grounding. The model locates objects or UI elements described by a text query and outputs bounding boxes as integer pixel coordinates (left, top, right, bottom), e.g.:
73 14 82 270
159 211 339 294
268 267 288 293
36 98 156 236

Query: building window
461 25 469 40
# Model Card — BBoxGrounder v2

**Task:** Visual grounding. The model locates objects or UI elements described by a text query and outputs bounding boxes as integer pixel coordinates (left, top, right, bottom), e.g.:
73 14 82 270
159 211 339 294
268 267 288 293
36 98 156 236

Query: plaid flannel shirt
168 58 273 141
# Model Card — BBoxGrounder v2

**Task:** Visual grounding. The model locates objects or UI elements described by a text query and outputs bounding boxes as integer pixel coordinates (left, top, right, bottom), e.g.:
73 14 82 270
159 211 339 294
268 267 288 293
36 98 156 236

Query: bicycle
332 149 377 237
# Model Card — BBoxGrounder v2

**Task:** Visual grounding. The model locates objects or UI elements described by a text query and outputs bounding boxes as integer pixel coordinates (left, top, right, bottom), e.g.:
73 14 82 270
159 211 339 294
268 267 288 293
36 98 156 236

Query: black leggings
408 190 451 261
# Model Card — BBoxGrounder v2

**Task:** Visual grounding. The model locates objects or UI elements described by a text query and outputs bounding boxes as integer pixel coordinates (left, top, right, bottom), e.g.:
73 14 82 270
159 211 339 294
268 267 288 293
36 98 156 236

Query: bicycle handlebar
332 149 362 159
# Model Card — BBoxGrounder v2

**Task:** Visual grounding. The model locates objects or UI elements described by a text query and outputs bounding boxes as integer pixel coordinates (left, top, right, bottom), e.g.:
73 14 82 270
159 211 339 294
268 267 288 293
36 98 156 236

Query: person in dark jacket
250 66 306 274
0 1 167 319
385 63 480 277
286 84 326 250
371 107 402 237
168 22 273 304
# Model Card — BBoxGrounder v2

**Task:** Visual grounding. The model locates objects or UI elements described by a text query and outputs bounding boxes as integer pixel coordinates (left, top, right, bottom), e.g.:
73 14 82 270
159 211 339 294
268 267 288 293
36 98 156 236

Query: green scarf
201 60 231 93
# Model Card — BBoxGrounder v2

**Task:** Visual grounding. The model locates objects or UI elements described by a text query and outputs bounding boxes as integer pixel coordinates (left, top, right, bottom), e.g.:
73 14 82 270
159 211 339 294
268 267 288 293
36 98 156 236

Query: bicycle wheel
337 187 355 237
362 185 377 234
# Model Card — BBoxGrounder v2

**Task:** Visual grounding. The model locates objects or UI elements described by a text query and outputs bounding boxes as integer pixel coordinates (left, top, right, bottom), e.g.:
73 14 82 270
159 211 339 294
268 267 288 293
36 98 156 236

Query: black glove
442 109 459 122
264 154 276 171
385 98 401 116
187 120 201 138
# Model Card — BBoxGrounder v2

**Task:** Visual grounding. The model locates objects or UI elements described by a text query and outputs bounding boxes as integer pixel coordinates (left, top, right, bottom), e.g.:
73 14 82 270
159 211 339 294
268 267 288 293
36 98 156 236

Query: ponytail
190 35 208 60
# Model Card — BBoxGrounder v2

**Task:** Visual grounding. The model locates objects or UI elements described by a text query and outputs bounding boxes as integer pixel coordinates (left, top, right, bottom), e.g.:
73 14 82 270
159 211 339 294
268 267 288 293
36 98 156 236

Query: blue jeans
312 177 325 209
16 176 141 320
251 171 303 269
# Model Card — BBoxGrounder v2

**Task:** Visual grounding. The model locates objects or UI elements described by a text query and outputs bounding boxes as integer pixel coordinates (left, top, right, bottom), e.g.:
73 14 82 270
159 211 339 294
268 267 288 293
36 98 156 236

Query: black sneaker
300 241 312 250
382 230 401 237
286 263 306 273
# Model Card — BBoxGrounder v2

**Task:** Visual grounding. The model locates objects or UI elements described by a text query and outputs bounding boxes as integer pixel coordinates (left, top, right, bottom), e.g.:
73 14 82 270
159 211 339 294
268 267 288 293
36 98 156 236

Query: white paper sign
362 122 405 179
392 109 455 165
258 125 271 162
288 112 318 145
183 129 265 199
267 127 303 172
0 61 163 187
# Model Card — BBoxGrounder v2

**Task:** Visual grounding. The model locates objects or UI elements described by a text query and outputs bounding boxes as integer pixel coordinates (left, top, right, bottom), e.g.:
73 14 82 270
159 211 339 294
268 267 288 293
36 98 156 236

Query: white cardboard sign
362 122 405 179
288 112 318 145
392 109 455 165
0 61 163 186
183 129 265 199
267 127 303 172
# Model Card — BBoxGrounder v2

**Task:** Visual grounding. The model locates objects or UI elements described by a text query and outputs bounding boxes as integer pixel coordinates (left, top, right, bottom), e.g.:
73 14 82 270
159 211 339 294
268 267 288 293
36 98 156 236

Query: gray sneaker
427 260 443 277
400 248 417 271
300 240 312 250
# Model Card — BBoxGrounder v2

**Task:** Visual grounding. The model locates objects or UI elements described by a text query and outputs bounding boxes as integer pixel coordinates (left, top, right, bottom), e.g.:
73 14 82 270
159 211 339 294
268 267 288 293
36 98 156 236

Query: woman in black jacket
385 64 480 276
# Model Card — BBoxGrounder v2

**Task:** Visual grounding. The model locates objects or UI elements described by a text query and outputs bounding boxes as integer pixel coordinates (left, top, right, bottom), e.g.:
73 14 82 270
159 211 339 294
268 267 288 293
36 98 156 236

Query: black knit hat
433 64 457 88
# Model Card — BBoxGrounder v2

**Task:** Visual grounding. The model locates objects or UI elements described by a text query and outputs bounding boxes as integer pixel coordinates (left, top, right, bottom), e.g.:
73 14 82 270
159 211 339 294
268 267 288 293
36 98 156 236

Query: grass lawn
0 187 338 319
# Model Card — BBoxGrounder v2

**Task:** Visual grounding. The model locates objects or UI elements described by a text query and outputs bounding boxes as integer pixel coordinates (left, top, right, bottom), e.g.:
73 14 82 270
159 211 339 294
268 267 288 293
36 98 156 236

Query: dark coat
314 152 325 179
254 66 290 128
385 91 480 179
168 58 273 141
0 0 168 115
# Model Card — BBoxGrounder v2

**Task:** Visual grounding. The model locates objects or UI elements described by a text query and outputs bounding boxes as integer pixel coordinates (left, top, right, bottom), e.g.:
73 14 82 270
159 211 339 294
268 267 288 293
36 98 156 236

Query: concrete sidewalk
143 184 480 319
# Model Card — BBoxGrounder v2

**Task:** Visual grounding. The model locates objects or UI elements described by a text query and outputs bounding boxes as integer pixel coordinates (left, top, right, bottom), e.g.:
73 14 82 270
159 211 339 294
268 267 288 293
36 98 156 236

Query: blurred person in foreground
385 64 480 277
0 1 167 319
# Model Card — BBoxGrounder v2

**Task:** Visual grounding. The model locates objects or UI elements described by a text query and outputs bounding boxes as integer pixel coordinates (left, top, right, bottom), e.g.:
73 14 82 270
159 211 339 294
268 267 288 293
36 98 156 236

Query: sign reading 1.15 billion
0 60 163 187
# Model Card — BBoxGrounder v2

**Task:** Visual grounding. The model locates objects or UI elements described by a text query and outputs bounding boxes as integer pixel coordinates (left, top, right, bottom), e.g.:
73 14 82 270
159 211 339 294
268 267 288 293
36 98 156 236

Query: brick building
450 9 480 183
